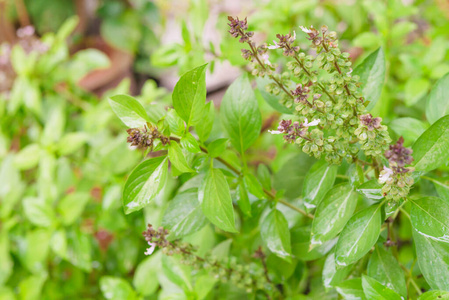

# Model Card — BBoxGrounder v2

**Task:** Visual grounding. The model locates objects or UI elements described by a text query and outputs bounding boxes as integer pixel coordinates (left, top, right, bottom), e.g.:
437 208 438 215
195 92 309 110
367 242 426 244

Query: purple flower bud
385 137 414 168
359 114 382 131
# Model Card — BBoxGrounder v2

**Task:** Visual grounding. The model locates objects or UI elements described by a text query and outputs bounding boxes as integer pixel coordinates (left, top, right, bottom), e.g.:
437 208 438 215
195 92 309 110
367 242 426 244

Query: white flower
303 118 320 127
300 26 313 34
292 30 296 40
379 167 394 184
269 130 283 134
261 53 271 66
267 40 280 49
346 68 353 75
144 242 156 255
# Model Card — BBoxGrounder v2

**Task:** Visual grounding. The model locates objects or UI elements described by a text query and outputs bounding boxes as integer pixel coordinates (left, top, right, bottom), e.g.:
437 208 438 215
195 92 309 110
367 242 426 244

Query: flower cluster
142 224 271 294
126 125 170 150
378 137 414 201
228 18 392 165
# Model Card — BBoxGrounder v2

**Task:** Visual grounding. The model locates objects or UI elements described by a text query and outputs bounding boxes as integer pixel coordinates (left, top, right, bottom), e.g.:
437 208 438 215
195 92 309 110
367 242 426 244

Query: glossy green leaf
412 115 449 172
302 160 337 210
195 101 215 142
199 168 237 232
162 189 208 239
418 291 449 300
413 229 449 290
244 173 266 199
335 204 382 267
256 77 294 114
207 138 228 158
323 252 352 288
221 74 262 153
361 275 402 300
260 209 292 262
389 118 428 145
428 176 449 203
311 183 358 247
367 246 407 297
100 276 137 300
180 132 201 153
335 278 366 300
356 180 384 200
291 226 336 261
426 72 449 124
353 47 386 111
168 142 194 173
122 156 168 214
410 197 449 242
172 64 208 126
109 94 150 128
58 192 90 225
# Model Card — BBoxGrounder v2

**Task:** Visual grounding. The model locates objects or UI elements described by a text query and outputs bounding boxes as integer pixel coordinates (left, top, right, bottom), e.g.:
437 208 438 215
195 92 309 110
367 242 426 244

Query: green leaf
335 278 366 300
244 173 266 199
367 246 407 297
356 180 384 200
335 204 382 267
122 156 168 214
0 231 13 285
23 197 55 227
18 274 47 300
303 160 337 210
311 184 358 248
260 209 292 262
256 77 294 114
413 229 449 290
418 291 449 300
427 176 449 202
109 94 150 128
207 138 228 158
323 252 353 288
162 189 208 239
221 74 262 153
100 276 137 300
361 275 402 300
57 132 88 156
410 197 449 242
172 64 208 126
389 117 428 145
412 115 449 172
133 252 161 296
57 192 90 226
195 101 215 142
291 226 336 261
353 47 386 111
199 168 237 232
66 229 92 272
13 143 40 170
165 108 185 136
237 180 251 217
168 142 195 173
180 132 201 153
162 255 193 291
404 77 429 106
426 72 449 124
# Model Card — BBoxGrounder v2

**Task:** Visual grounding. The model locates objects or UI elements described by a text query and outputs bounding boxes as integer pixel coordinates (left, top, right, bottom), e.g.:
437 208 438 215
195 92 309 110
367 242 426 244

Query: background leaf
426 72 449 124
221 74 262 153
100 276 137 300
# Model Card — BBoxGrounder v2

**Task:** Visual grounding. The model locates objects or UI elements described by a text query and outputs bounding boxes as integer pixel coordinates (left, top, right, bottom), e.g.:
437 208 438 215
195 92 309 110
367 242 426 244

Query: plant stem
169 136 313 219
